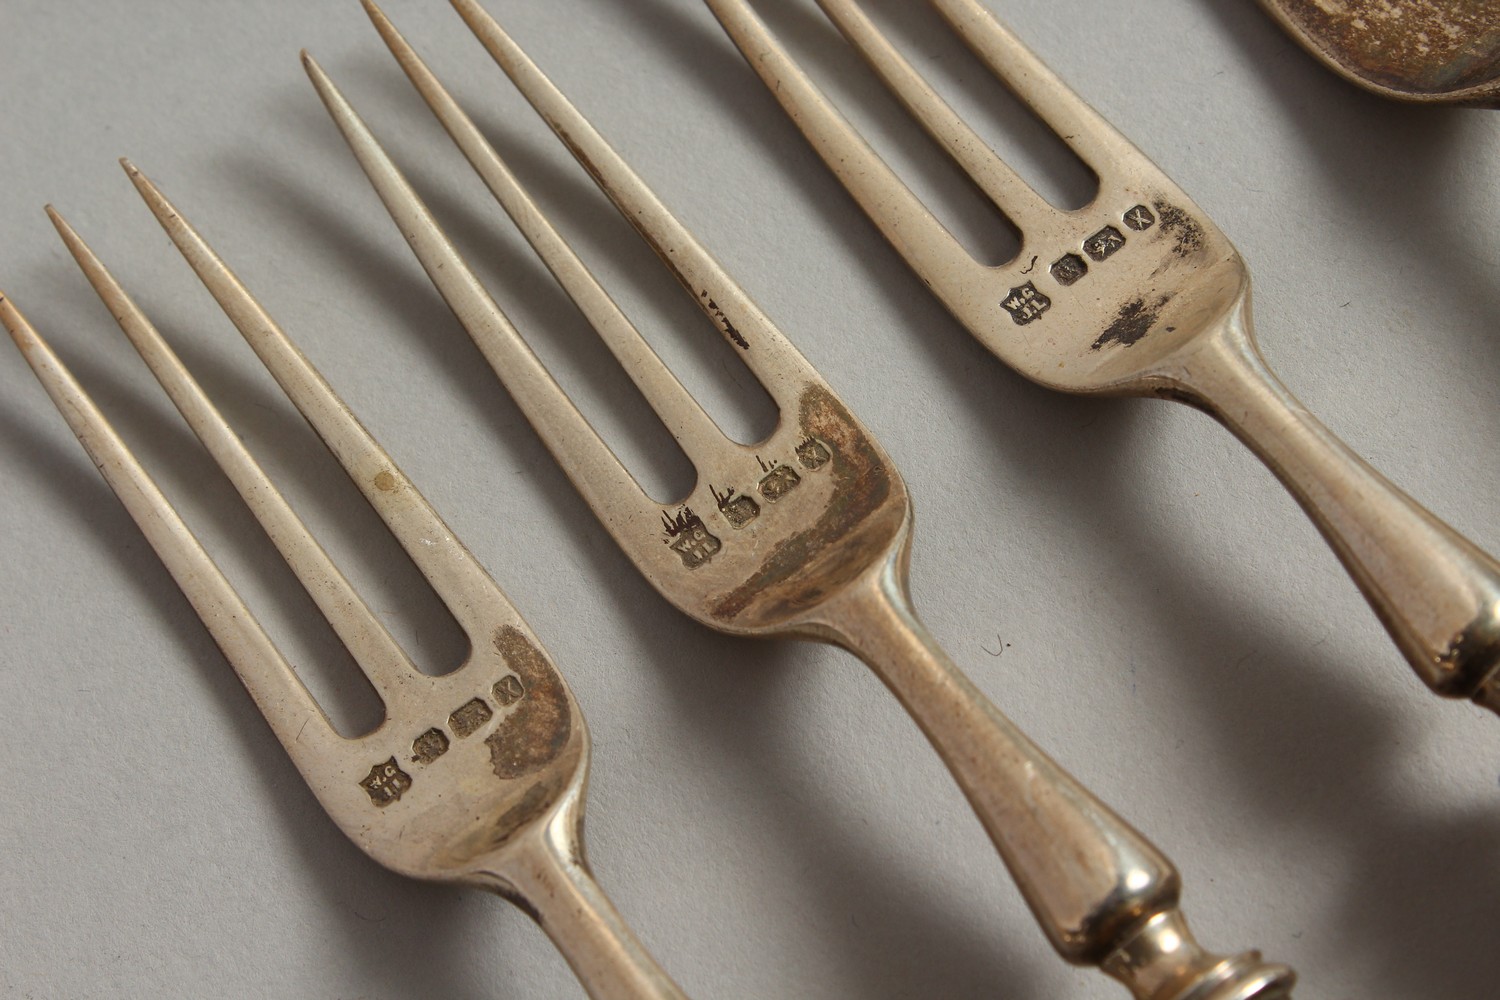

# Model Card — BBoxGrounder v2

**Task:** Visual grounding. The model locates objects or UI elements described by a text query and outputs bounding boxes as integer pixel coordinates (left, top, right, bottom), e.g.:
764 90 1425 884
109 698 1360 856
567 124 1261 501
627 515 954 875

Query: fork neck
1162 290 1500 710
809 541 1294 998
471 799 691 1000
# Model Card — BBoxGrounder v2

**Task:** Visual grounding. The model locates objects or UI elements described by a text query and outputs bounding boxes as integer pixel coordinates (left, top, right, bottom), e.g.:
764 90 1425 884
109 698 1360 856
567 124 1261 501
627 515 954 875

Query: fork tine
0 291 336 761
701 0 985 282
48 204 427 704
360 2 729 468
117 163 520 651
813 0 1059 228
450 0 822 401
298 54 657 534
927 0 1141 171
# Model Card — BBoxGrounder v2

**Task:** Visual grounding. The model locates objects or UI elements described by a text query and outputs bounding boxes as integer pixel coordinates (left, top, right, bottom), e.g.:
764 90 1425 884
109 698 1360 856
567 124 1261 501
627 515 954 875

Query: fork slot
928 0 1141 173
702 0 984 282
117 162 524 666
48 203 422 702
813 0 1060 231
301 54 661 534
361 0 729 468
449 0 822 405
0 291 335 761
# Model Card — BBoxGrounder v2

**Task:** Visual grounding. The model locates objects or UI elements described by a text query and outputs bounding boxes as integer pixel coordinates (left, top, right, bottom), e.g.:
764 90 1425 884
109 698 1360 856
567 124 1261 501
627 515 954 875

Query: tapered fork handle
818 553 1294 999
476 813 690 1000
1173 295 1500 713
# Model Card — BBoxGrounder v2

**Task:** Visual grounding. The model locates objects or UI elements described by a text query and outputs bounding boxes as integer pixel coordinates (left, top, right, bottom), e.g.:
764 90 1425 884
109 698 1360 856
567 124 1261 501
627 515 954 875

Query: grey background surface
2 1 1498 998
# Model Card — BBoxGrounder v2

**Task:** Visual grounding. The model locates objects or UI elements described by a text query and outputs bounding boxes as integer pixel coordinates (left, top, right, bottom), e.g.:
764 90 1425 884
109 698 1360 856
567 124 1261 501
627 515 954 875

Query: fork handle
820 553 1294 999
483 818 690 1000
1174 297 1500 713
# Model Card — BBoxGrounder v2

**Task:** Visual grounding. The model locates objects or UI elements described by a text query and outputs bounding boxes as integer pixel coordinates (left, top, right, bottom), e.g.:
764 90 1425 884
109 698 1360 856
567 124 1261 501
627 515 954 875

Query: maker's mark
663 506 722 569
360 757 412 807
1002 281 1051 325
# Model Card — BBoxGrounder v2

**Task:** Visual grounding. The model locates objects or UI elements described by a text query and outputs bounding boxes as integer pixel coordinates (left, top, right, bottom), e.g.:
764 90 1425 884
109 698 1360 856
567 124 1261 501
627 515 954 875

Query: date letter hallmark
494 674 526 707
360 757 413 807
710 484 761 529
795 437 832 471
1124 204 1157 231
757 456 802 502
663 506 722 569
1002 281 1051 325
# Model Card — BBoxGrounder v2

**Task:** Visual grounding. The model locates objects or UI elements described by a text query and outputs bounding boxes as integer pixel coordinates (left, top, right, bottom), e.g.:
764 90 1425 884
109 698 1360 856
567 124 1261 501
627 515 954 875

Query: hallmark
360 757 412 807
757 458 801 502
795 437 832 471
494 674 526 707
1050 253 1088 286
411 728 449 765
1001 282 1051 325
663 506 722 569
1123 205 1156 231
450 697 494 738
1084 226 1126 261
710 485 760 529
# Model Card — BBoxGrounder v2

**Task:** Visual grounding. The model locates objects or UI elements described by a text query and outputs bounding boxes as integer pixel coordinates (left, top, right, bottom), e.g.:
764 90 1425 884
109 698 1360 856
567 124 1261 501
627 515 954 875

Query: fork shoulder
701 383 910 633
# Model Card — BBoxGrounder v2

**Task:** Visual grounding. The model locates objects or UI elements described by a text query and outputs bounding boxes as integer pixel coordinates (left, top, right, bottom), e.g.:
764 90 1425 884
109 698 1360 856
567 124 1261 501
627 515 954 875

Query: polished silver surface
2 2 1498 998
312 2 1290 994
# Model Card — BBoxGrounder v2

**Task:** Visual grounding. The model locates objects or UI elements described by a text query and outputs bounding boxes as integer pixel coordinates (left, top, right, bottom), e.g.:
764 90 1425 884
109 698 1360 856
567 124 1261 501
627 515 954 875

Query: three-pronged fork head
303 4 1295 998
5 165 700 999
5 172 588 885
707 0 1500 712
708 0 1246 395
309 0 912 643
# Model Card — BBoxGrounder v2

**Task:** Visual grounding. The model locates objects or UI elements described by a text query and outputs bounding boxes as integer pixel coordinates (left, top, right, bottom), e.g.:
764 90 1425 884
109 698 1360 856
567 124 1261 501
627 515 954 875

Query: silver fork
704 0 1500 715
301 2 1297 996
2 185 690 1000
